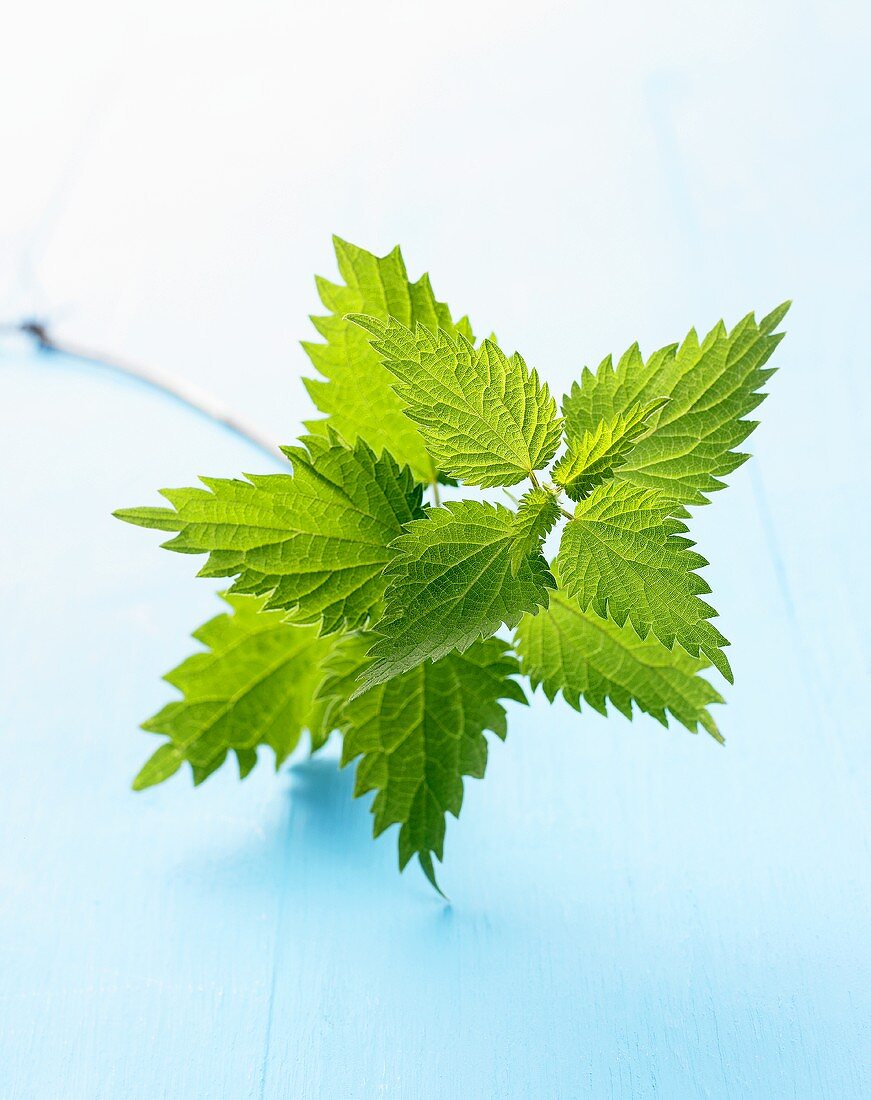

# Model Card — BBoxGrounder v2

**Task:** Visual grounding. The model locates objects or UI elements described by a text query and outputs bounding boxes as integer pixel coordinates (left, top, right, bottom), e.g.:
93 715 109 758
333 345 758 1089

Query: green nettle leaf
319 634 526 892
556 479 732 681
303 236 474 483
132 742 185 789
359 501 556 693
348 315 563 488
552 397 667 501
133 594 335 790
115 435 424 635
561 303 790 506
306 697 335 755
116 234 789 892
514 585 723 740
510 486 561 574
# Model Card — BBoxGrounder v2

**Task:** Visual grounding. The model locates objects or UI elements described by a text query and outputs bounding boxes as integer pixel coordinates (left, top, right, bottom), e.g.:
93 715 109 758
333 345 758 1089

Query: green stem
528 467 573 521
426 457 441 506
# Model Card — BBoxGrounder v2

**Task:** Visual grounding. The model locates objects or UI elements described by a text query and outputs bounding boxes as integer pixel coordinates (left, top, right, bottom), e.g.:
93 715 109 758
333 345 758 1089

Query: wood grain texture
2 354 868 1098
2 5 870 1096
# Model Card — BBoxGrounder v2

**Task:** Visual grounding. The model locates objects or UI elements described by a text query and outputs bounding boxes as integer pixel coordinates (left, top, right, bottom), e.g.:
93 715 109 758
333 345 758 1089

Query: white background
3 0 867 446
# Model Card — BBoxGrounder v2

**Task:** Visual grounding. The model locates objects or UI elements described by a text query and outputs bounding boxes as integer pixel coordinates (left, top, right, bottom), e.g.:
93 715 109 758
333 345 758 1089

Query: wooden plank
2 318 868 1098
2 8 870 1089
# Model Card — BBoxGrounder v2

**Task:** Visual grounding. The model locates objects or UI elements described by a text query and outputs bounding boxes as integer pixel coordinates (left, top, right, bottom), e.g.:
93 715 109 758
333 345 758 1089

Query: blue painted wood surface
2 5 870 1096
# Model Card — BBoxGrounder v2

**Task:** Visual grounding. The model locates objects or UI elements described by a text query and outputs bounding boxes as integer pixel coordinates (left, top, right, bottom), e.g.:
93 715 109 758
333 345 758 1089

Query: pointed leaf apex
418 852 449 899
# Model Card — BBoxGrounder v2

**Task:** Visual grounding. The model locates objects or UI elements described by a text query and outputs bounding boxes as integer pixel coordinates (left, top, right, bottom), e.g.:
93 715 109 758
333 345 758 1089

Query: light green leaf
514 585 723 740
552 397 667 501
305 695 335 755
319 634 526 891
510 486 561 574
562 303 789 506
303 236 474 483
555 479 731 681
132 743 184 790
134 594 336 788
348 315 562 488
359 501 555 693
115 435 424 635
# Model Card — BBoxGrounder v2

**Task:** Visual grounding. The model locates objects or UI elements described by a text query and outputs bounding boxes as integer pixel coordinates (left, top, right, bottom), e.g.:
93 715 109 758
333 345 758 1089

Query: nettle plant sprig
116 237 788 892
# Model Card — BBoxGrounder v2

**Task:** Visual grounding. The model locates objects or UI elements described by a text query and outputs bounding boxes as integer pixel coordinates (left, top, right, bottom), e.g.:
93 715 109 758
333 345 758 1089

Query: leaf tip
344 312 382 337
132 743 183 790
418 852 449 899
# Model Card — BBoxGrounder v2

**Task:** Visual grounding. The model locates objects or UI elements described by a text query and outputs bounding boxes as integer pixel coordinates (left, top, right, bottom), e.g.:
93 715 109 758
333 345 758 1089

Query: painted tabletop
1 3 869 1097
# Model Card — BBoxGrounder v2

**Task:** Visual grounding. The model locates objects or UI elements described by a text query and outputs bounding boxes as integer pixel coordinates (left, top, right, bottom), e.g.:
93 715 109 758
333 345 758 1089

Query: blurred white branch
2 319 284 462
